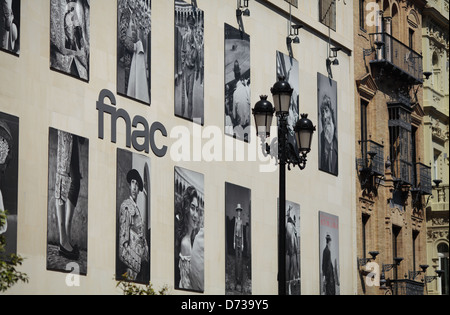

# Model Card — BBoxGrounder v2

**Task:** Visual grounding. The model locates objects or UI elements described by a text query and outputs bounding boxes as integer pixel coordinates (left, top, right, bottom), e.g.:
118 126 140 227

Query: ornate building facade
354 0 433 295
422 0 449 295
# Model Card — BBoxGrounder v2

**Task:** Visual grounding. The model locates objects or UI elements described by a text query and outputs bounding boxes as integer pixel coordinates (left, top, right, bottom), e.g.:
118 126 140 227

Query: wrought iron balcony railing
369 32 423 85
357 140 385 177
391 279 424 295
412 163 432 195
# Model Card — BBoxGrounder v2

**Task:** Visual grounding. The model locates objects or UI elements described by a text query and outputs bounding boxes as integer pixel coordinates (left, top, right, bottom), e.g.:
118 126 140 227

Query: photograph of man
174 0 204 124
50 0 90 81
174 166 204 293
0 112 19 258
117 0 151 104
116 149 151 284
0 0 20 55
46 128 89 275
317 73 338 176
224 23 250 142
225 182 251 295
319 211 340 295
285 201 300 295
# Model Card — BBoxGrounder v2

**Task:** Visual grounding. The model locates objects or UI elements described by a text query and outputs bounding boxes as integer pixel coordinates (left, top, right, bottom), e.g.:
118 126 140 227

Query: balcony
369 32 423 85
412 163 432 196
357 140 385 177
391 279 424 295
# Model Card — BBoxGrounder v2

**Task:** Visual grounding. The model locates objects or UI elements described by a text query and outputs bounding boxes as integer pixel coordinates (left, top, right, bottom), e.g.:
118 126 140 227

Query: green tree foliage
116 273 169 295
0 211 28 292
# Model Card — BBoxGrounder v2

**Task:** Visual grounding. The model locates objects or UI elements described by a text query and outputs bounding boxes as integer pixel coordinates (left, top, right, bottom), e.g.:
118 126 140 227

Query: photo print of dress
174 0 204 124
276 51 300 152
0 0 20 55
174 166 204 292
0 112 19 258
319 211 340 295
46 128 89 275
50 0 90 81
116 148 151 284
225 182 251 295
224 23 250 142
278 199 300 295
317 72 338 176
117 0 151 105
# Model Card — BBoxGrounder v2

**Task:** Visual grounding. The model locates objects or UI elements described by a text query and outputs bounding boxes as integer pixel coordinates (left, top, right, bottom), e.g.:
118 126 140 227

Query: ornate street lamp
253 76 315 295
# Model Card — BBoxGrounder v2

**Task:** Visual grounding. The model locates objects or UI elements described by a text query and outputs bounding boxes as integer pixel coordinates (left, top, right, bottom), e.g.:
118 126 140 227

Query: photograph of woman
0 112 19 258
47 128 89 275
117 0 151 105
174 166 204 292
50 0 90 81
0 0 20 55
116 148 151 284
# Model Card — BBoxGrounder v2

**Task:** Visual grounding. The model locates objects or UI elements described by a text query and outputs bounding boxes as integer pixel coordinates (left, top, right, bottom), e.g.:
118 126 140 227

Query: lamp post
252 76 315 295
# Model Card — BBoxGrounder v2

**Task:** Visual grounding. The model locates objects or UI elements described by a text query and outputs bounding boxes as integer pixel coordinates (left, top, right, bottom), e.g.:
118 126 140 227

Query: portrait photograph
0 0 20 55
50 0 90 81
174 0 204 124
277 51 299 151
174 166 204 293
317 72 338 176
0 111 19 258
279 199 300 295
224 23 250 142
117 0 151 105
225 182 251 295
116 148 151 284
46 128 89 275
319 211 340 295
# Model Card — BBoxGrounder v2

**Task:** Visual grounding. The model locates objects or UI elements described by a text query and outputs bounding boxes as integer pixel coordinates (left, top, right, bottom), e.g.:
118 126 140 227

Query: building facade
422 0 449 296
354 0 433 295
1 0 357 295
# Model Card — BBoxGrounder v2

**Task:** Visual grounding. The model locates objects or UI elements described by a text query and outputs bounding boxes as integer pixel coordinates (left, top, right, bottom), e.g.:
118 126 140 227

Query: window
362 214 370 259
392 225 402 294
360 100 368 156
412 230 419 273
319 0 336 31
359 0 366 30
409 29 415 50
437 243 449 295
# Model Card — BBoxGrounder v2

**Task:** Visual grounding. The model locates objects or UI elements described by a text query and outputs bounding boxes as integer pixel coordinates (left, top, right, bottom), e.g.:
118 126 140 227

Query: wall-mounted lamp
327 47 341 66
423 71 432 80
380 257 403 289
287 24 303 45
236 0 250 17
425 269 445 284
408 264 429 280
357 251 379 271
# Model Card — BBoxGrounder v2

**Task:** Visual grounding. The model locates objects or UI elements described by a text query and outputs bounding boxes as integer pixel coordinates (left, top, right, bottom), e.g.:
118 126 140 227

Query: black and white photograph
224 23 250 142
116 148 151 284
317 72 338 176
280 199 300 295
0 112 19 258
50 0 90 81
174 166 204 293
225 182 251 295
319 211 340 295
0 0 20 55
117 0 151 105
46 128 89 275
174 0 204 124
277 51 300 151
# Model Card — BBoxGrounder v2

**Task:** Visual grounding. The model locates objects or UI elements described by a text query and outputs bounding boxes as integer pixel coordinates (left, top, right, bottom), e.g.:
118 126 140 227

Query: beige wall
1 0 356 295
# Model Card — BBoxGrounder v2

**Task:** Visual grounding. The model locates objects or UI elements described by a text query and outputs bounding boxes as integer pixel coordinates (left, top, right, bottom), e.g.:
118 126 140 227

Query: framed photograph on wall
225 182 251 295
317 72 338 176
117 0 151 105
116 148 151 284
0 0 20 55
46 128 89 275
277 51 300 151
278 199 301 295
50 0 90 81
174 0 204 125
224 23 250 142
319 211 340 295
174 166 204 293
0 111 19 258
